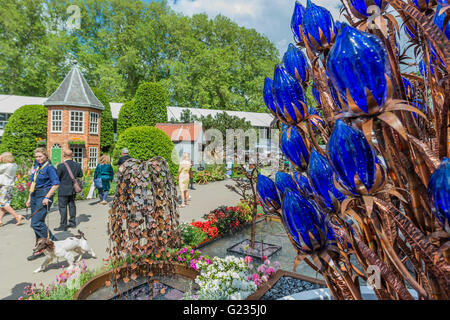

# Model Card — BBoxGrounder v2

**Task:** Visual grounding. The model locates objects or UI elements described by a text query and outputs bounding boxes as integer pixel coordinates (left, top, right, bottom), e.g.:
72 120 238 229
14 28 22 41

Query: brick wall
46 105 101 169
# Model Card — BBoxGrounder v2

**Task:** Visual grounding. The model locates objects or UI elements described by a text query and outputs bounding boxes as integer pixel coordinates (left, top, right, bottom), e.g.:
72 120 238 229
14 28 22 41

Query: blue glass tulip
348 0 388 19
402 77 414 99
307 149 346 209
263 77 278 115
283 44 310 85
302 0 337 51
312 82 321 105
294 172 314 196
412 0 437 10
275 171 298 196
281 125 310 169
281 190 328 254
326 24 390 114
257 174 281 211
433 3 450 40
273 64 308 125
427 158 450 226
326 120 380 195
329 80 343 110
335 21 343 33
291 1 306 45
308 106 324 128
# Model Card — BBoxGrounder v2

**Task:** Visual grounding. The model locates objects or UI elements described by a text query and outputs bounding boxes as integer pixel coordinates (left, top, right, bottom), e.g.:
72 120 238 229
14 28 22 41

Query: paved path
0 179 241 300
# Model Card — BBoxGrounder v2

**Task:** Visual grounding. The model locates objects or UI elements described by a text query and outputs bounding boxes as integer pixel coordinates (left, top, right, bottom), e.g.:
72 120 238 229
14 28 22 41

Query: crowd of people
0 147 196 262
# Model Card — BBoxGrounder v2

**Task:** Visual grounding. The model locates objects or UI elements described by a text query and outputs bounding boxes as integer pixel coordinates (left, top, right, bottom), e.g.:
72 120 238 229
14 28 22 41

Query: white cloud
169 0 344 57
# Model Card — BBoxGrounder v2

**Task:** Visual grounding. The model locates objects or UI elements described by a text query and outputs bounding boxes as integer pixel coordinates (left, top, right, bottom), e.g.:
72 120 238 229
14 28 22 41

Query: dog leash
26 200 52 220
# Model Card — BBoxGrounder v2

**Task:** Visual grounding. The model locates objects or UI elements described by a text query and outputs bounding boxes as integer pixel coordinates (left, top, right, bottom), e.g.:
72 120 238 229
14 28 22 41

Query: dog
33 230 96 273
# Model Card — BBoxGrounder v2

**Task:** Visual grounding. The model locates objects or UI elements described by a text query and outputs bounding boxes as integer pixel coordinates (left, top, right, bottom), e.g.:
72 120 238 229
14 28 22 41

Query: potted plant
68 139 85 147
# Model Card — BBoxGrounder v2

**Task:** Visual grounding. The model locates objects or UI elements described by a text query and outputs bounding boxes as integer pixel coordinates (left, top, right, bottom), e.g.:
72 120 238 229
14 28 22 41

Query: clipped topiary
0 105 48 158
114 126 178 177
117 100 134 137
92 87 114 153
131 82 168 126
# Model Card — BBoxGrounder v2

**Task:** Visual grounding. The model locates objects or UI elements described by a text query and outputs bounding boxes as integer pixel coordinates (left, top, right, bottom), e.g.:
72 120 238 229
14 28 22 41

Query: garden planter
74 263 199 300
245 270 327 300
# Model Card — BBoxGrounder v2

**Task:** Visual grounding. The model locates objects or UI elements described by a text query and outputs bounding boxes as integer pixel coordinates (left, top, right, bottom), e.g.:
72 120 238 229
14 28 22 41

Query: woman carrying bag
94 155 114 205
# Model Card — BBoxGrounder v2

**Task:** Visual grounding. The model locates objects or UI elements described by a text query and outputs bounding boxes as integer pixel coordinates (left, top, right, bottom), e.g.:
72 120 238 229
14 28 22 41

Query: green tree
92 87 114 153
113 126 178 177
131 82 168 127
117 100 134 137
0 105 48 158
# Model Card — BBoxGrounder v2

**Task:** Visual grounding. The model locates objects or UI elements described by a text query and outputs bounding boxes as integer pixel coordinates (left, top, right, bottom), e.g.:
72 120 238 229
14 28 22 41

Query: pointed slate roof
44 62 104 110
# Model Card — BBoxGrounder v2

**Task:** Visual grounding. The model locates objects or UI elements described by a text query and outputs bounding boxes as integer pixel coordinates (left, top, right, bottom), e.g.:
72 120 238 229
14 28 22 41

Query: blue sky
166 0 343 56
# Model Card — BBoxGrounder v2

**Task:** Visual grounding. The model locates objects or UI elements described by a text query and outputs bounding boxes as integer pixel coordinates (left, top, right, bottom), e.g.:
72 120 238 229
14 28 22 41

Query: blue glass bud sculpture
281 125 310 169
302 0 337 51
427 158 450 226
275 171 298 196
273 64 308 125
326 24 390 115
263 77 278 115
291 1 306 45
294 172 314 196
282 190 329 254
257 174 281 211
283 43 310 85
307 149 346 209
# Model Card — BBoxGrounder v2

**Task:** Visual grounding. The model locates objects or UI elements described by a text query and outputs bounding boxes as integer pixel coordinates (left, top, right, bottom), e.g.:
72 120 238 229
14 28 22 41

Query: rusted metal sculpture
107 157 183 297
258 0 449 300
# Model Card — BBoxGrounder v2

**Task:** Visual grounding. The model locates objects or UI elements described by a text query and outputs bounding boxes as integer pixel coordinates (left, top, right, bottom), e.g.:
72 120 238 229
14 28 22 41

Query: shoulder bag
64 162 83 194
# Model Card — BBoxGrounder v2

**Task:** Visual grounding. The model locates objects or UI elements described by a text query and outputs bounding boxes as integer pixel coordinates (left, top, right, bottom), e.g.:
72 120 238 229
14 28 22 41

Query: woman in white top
177 153 191 208
0 152 24 226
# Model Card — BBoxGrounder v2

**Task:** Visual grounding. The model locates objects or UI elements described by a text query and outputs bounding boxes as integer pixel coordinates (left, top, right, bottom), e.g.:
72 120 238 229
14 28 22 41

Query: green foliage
114 126 178 177
179 222 208 248
0 105 47 158
0 0 278 112
116 100 134 137
193 164 226 184
131 82 168 127
92 87 114 153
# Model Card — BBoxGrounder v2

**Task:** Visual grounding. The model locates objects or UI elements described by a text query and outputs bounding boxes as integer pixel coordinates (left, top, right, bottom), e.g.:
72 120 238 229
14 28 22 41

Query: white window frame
72 147 84 167
69 110 84 133
89 112 99 135
88 147 98 169
51 110 63 133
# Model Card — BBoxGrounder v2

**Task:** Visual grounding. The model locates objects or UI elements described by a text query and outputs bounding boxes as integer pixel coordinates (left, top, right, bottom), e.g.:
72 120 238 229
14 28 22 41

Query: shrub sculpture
107 157 183 295
257 0 450 300
131 82 168 127
0 104 47 158
92 87 114 153
114 126 178 177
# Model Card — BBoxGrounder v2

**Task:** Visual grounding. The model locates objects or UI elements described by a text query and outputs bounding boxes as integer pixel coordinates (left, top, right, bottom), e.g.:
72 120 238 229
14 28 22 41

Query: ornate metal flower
263 77 278 115
427 158 449 227
257 174 281 211
281 190 329 254
283 43 310 86
273 64 308 125
307 149 346 210
291 1 306 46
302 0 337 51
326 120 385 196
326 24 390 115
280 125 310 170
275 171 298 196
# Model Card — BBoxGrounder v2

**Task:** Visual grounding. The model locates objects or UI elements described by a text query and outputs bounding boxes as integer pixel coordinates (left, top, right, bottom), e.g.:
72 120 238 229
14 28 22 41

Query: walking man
55 149 82 231
118 148 131 167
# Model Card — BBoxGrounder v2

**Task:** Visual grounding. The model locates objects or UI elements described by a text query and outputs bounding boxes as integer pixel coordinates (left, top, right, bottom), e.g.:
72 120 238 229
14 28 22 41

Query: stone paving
0 180 241 300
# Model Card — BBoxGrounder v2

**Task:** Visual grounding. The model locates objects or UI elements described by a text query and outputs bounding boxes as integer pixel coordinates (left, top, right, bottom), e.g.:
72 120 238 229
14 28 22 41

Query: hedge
116 100 134 137
113 126 178 177
131 82 168 127
92 87 114 153
0 105 47 158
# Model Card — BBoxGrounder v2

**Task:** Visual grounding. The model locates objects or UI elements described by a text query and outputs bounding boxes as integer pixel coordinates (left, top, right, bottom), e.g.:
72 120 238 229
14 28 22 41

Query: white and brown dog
33 230 96 273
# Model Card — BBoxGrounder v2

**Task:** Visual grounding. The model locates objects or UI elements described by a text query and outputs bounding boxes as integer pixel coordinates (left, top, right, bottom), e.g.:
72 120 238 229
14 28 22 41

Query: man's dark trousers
58 194 76 228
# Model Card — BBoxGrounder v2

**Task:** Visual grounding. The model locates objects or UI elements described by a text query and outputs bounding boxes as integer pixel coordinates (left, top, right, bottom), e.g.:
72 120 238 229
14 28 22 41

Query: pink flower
244 256 252 264
206 259 211 265
262 256 267 262
177 256 182 261
266 267 275 275
190 249 194 255
257 265 266 273
182 248 187 253
261 275 268 282
274 261 281 268
251 273 260 281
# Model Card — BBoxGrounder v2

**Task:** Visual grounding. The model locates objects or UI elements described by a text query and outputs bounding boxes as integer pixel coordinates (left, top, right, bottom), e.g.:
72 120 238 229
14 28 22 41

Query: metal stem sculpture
258 0 449 300
107 157 183 297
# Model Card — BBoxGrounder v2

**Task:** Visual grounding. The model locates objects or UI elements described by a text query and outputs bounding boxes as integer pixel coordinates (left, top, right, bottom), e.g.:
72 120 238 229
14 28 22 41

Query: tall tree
92 87 114 153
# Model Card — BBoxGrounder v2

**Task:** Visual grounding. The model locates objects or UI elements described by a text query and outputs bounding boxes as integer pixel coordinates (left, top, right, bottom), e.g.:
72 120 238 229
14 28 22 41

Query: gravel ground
261 276 325 300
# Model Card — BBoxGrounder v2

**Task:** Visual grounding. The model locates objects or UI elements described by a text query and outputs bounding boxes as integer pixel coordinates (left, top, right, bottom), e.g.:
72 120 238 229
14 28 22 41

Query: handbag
94 177 103 189
64 162 83 194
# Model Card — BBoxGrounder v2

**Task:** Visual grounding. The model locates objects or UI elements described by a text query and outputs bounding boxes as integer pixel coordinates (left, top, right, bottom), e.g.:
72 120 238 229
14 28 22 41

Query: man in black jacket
55 149 83 231
118 148 131 167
